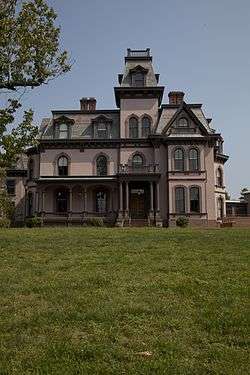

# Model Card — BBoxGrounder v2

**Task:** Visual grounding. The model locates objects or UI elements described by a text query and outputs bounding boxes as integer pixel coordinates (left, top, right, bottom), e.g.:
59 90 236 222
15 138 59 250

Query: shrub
25 216 42 228
0 218 11 228
84 217 104 227
176 216 189 228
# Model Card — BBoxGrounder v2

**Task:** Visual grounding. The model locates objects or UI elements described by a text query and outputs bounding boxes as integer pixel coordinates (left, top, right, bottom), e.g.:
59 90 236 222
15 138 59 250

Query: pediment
129 65 149 74
92 115 112 123
53 115 74 125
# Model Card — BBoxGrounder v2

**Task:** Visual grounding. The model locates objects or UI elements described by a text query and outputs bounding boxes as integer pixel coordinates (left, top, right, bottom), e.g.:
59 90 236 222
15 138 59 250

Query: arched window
175 187 185 213
216 168 223 187
178 118 188 127
190 187 200 213
58 123 68 139
96 155 107 176
28 159 34 180
189 148 199 171
132 154 144 169
58 156 68 176
142 116 151 137
174 148 185 171
129 117 139 138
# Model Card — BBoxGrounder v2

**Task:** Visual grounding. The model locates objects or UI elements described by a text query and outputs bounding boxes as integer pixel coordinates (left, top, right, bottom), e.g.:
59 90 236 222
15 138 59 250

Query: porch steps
129 219 150 227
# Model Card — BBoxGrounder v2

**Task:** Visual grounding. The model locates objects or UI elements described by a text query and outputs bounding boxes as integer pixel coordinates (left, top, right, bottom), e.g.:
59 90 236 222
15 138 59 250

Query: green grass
0 227 249 374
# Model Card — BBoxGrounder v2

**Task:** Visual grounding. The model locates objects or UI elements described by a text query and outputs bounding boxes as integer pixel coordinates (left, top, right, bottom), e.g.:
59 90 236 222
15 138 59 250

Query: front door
130 184 149 219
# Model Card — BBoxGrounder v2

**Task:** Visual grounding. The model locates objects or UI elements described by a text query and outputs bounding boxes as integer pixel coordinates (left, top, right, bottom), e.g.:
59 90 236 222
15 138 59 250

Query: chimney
80 97 96 111
168 91 185 105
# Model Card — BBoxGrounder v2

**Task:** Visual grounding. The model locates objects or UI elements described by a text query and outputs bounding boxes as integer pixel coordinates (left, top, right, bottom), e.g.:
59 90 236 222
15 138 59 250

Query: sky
11 0 250 198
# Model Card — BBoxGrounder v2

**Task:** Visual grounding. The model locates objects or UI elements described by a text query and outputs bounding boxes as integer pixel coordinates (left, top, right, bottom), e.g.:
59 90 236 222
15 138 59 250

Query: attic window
58 123 69 139
178 118 188 127
97 122 108 139
132 72 145 87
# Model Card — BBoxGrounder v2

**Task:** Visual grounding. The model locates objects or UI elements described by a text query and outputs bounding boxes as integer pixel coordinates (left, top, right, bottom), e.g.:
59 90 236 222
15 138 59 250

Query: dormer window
92 116 112 139
97 122 108 139
59 123 68 139
129 65 148 87
132 72 145 87
178 118 188 127
54 116 74 139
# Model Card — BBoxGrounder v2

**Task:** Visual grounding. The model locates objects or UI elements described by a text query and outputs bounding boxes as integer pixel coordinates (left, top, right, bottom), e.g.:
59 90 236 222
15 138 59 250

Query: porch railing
118 164 160 174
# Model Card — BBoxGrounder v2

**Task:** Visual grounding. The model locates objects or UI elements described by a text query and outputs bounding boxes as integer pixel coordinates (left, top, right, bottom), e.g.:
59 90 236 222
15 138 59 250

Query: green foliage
84 217 104 227
0 189 15 219
25 215 42 228
0 217 10 227
0 227 249 374
0 0 71 172
0 0 71 90
176 216 189 228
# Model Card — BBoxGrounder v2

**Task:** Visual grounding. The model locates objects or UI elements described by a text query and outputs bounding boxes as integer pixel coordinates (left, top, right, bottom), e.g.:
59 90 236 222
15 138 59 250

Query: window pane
174 149 184 171
189 149 198 171
178 118 188 127
97 123 108 139
96 191 107 213
129 117 139 138
59 123 68 139
96 156 107 176
132 72 144 86
58 156 68 175
190 187 200 213
132 154 143 169
175 187 185 213
142 117 151 137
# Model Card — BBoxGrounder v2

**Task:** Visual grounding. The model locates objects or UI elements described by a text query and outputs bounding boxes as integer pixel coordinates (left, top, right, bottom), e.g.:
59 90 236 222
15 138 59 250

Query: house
8 49 229 227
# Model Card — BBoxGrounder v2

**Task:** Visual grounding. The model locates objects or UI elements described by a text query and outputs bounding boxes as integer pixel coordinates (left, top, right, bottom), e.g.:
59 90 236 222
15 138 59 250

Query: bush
25 216 42 228
176 216 189 228
84 217 104 227
0 218 11 228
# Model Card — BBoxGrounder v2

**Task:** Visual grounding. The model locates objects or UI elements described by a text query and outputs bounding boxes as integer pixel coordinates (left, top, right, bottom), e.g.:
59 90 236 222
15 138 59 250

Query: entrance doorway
129 182 150 219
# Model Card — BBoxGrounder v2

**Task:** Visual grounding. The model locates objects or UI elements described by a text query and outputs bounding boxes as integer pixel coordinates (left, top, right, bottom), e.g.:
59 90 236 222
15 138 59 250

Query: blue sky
15 0 250 197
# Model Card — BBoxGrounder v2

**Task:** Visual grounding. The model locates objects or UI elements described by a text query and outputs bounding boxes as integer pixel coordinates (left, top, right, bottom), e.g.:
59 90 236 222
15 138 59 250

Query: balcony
118 164 160 174
127 48 150 58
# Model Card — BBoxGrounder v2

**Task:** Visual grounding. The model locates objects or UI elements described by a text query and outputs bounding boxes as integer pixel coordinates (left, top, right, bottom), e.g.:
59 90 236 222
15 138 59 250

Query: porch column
83 187 87 213
125 182 129 215
111 188 115 211
150 182 154 212
41 191 45 212
119 182 123 212
69 187 73 212
35 191 39 213
156 182 160 212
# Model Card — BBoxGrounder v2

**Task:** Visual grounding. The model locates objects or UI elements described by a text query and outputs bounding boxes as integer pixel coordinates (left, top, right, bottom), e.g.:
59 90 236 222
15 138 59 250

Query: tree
0 0 71 217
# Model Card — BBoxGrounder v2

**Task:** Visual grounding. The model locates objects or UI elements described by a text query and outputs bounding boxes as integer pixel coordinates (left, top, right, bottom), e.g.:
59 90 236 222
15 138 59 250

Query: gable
159 102 209 136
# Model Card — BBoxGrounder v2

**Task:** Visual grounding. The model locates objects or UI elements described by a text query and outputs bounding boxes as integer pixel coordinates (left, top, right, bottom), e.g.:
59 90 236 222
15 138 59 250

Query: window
28 159 34 180
96 190 107 213
189 149 199 171
175 187 185 213
56 189 68 212
6 180 15 195
96 122 108 139
174 149 185 171
132 154 144 169
96 155 108 176
132 72 145 87
58 123 68 139
129 117 139 138
58 156 68 176
178 118 188 127
142 116 151 137
216 168 223 187
190 187 200 213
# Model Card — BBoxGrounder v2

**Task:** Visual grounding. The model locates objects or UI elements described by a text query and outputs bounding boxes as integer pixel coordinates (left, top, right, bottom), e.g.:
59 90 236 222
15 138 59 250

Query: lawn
0 227 249 374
